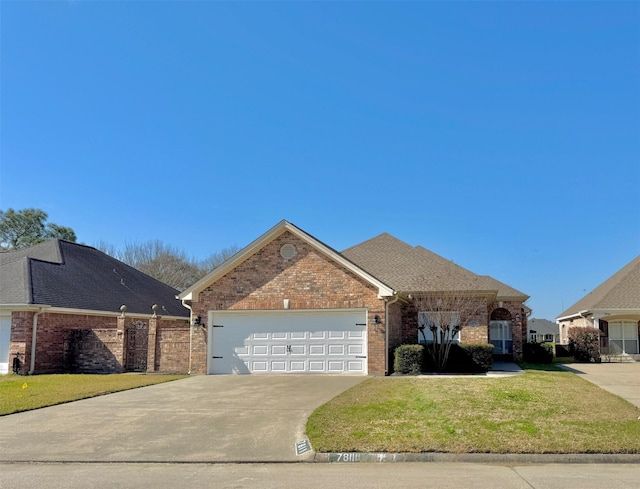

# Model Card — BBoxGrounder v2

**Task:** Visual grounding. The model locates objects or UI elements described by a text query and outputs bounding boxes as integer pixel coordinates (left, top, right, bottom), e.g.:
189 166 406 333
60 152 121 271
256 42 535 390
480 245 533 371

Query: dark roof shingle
0 240 188 317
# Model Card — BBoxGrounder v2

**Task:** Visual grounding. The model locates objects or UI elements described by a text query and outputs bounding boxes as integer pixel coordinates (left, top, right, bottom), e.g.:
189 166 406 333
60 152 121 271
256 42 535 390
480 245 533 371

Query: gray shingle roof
0 240 188 317
558 254 640 318
527 318 559 335
341 233 528 299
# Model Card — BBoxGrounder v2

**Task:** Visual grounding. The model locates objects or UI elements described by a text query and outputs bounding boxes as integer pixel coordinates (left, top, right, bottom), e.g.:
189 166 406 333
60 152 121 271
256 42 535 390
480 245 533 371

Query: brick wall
65 328 123 373
9 310 189 374
191 231 387 374
153 319 190 373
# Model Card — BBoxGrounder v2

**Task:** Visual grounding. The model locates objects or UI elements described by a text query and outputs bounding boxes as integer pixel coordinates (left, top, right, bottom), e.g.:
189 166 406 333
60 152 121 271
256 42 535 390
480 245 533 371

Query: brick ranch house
0 240 190 375
1 221 530 376
180 221 530 375
557 254 640 359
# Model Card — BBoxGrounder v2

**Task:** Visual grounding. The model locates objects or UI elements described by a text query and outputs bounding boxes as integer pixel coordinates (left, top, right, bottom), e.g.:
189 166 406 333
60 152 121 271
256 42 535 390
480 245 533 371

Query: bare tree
95 240 239 291
199 245 240 273
413 291 487 372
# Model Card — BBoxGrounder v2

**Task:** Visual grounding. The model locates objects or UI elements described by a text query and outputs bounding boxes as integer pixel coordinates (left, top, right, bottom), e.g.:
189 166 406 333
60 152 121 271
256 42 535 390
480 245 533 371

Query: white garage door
208 309 368 374
0 315 12 375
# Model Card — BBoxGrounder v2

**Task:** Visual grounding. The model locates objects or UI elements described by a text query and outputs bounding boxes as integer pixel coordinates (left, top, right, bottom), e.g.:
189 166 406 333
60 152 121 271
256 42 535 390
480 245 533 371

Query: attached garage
207 309 368 374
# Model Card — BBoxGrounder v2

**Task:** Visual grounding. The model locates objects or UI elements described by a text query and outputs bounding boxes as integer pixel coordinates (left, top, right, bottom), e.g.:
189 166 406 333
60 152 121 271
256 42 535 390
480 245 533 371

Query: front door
490 320 513 355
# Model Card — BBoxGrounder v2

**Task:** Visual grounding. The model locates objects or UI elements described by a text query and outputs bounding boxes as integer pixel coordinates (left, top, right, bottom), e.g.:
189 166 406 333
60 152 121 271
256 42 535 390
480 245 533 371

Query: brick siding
191 231 388 374
9 311 189 374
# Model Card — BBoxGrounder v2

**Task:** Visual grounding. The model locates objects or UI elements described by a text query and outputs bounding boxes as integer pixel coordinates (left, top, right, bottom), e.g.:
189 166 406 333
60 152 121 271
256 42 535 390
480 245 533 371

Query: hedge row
394 343 494 374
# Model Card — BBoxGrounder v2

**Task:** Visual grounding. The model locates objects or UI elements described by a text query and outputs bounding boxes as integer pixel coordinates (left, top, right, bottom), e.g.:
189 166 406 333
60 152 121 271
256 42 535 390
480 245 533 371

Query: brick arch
491 308 512 321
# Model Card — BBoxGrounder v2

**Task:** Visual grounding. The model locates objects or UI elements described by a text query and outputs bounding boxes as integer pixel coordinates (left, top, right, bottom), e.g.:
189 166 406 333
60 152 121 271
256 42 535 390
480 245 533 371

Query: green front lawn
307 370 640 454
0 373 187 416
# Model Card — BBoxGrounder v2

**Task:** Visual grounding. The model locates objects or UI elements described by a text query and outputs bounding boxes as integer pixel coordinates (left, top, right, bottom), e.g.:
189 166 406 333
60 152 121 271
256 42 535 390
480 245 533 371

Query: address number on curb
331 453 361 462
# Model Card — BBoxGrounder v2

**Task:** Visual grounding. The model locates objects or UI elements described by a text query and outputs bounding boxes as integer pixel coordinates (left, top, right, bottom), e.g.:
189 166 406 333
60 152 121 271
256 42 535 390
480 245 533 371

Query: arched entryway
490 308 513 356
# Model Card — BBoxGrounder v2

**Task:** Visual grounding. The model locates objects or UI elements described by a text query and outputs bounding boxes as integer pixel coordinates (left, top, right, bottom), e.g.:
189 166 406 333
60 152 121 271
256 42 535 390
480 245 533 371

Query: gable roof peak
179 220 395 301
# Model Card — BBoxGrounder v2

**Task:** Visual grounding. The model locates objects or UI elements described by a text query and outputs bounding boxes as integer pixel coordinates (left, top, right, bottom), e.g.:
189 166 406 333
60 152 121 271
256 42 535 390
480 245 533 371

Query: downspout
384 293 400 376
28 307 45 375
182 300 193 375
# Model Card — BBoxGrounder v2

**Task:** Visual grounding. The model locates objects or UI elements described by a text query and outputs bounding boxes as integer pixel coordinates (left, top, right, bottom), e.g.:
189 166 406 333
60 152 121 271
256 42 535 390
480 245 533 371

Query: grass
0 373 187 416
307 369 640 454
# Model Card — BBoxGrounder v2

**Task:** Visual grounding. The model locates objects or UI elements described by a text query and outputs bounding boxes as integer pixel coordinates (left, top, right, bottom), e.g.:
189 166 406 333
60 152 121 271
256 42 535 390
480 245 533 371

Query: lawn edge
314 451 640 464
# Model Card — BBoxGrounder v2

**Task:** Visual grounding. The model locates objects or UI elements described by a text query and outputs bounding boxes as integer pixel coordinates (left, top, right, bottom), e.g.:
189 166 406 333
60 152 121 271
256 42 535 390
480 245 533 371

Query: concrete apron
0 375 366 463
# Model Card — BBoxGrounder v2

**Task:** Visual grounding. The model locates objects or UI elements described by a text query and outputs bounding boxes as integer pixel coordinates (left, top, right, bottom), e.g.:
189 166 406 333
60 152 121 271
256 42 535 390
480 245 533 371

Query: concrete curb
314 452 640 464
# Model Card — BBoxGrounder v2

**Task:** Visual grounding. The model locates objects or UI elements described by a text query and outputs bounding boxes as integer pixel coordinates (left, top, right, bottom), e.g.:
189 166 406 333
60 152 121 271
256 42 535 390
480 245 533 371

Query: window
418 311 460 344
608 321 638 355
544 334 555 342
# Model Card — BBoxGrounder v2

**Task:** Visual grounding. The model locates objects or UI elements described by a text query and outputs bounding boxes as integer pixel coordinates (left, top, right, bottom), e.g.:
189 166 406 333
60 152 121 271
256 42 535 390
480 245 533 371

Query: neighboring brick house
557 254 640 359
0 240 190 375
180 221 530 375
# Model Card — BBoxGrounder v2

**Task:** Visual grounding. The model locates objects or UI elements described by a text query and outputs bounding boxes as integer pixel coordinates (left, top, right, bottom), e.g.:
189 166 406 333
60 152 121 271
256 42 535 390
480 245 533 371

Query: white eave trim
0 304 189 321
557 310 591 322
0 304 52 312
179 220 395 301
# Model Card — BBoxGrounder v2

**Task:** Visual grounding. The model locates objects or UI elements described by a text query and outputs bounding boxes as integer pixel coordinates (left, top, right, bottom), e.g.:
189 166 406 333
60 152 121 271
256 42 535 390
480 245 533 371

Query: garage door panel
209 310 367 374
348 360 364 371
328 361 345 372
252 361 268 372
270 361 287 372
290 361 306 372
253 345 268 355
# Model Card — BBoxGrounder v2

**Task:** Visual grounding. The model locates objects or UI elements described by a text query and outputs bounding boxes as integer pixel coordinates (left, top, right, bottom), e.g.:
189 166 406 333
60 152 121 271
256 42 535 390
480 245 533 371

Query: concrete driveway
0 375 366 463
560 362 640 408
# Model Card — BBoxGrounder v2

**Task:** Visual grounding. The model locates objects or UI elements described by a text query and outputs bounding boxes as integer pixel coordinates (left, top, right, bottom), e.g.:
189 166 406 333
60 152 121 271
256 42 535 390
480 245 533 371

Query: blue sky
1 1 639 320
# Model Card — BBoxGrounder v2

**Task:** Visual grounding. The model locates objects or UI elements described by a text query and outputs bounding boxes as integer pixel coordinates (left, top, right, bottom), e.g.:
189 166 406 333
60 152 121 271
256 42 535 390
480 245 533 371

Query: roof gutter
182 300 193 375
384 293 400 376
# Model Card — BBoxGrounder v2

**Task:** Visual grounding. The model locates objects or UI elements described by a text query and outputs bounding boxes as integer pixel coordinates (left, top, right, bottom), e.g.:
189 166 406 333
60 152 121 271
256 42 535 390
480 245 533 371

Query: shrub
423 343 494 373
457 343 494 372
394 344 424 374
568 327 601 362
555 344 571 357
523 341 555 364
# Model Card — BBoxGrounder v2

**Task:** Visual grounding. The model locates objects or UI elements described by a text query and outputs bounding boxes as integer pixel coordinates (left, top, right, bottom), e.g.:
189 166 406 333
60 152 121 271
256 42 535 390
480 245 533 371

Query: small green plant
568 326 601 362
394 344 424 374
